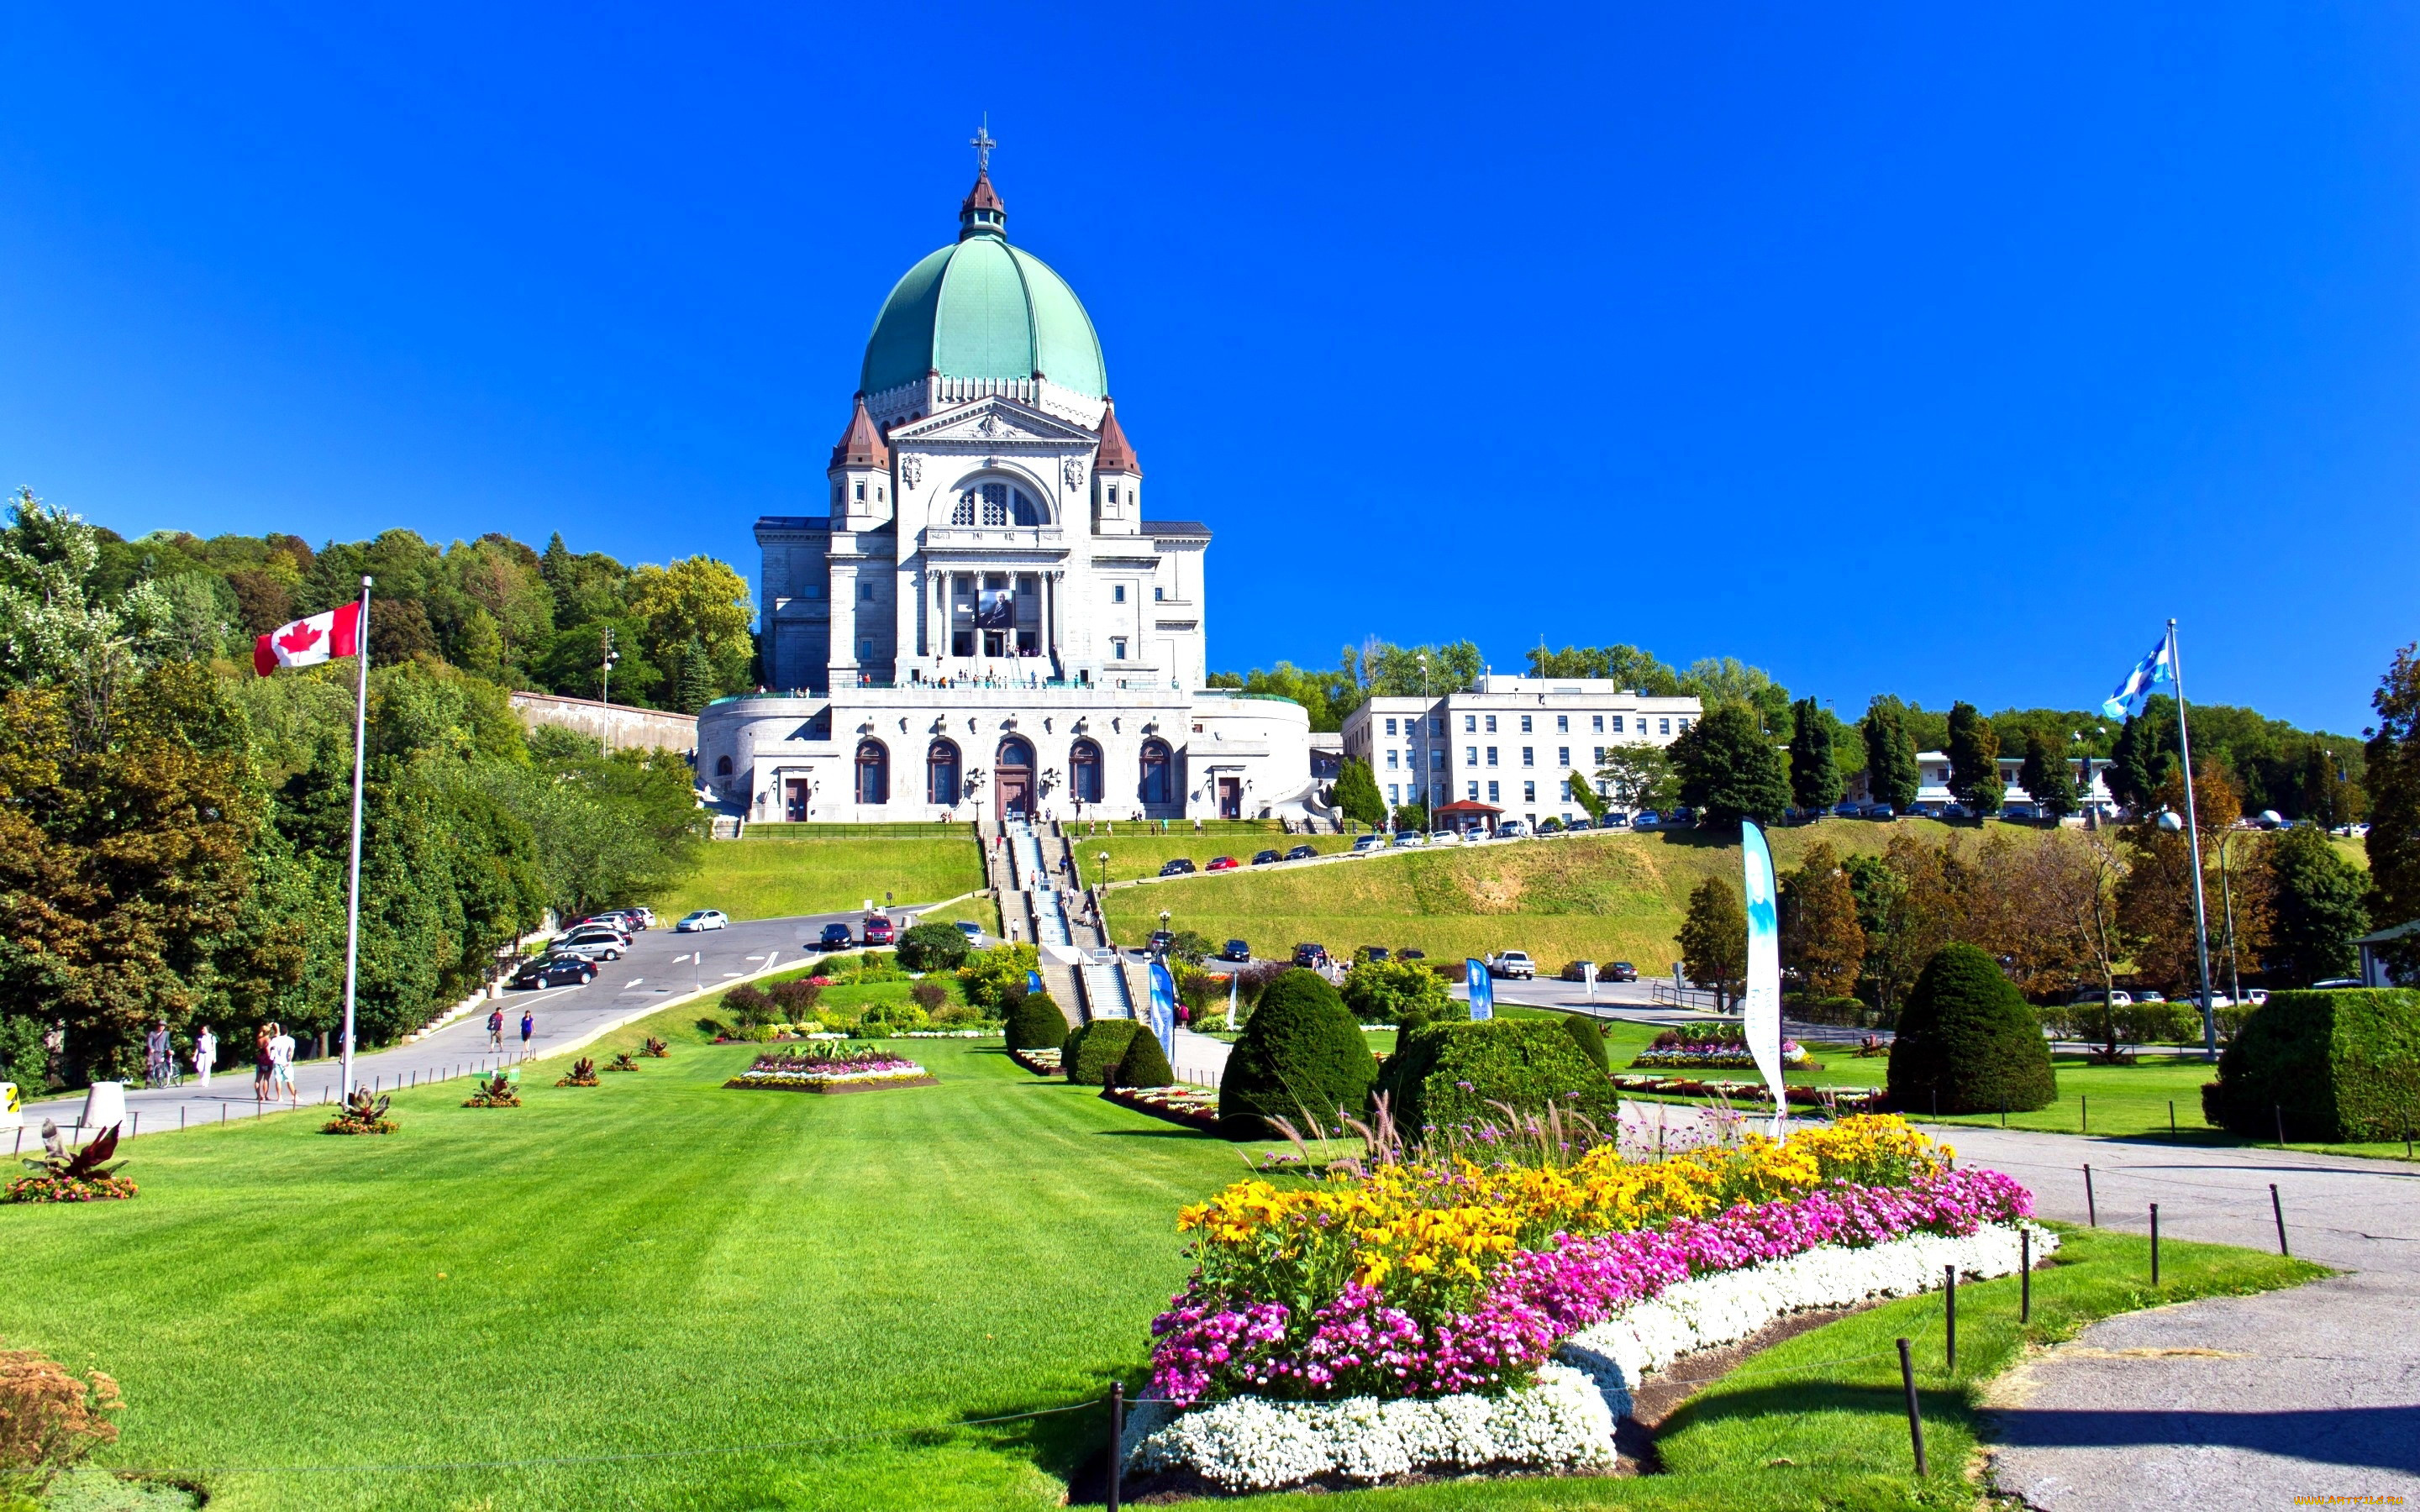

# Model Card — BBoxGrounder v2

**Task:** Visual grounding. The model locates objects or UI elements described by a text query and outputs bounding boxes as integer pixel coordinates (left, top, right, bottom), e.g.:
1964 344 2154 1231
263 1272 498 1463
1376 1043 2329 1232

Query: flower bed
1010 1048 1062 1076
4 1173 139 1205
723 1047 935 1093
1122 1116 2036 1491
1628 1026 1818 1070
1105 1084 1219 1131
1613 1074 1879 1111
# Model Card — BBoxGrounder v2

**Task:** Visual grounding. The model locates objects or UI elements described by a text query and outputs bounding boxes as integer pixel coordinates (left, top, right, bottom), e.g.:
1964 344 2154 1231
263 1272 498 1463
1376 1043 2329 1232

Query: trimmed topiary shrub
1218 968 1376 1140
1003 992 1068 1052
1065 1019 1140 1085
897 921 973 973
2202 988 2420 1142
1113 1024 1176 1088
1886 942 2056 1115
1560 1013 1610 1076
1377 1019 1620 1137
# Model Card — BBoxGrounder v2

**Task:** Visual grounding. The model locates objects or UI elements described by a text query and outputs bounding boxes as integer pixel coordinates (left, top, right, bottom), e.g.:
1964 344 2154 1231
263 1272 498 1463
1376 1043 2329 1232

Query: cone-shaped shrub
1887 942 2056 1114
1065 1019 1139 1085
1218 968 1375 1140
1113 1024 1176 1088
1004 992 1068 1051
1378 1019 1619 1137
1560 1013 1610 1075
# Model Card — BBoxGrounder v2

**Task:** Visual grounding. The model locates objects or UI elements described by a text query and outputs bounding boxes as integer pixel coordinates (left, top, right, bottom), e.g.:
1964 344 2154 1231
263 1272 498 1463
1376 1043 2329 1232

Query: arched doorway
1139 738 1174 808
996 735 1036 821
855 739 890 806
1070 738 1102 806
927 739 960 806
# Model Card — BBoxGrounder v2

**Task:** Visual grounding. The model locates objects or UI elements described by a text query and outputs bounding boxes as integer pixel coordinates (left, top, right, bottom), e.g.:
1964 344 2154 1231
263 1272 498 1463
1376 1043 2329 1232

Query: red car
861 915 896 946
1205 855 1241 872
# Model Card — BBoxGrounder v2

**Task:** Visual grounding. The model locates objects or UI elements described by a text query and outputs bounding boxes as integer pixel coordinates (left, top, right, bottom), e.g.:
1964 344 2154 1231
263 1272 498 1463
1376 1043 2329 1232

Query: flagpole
2167 617 2219 1063
340 576 373 1098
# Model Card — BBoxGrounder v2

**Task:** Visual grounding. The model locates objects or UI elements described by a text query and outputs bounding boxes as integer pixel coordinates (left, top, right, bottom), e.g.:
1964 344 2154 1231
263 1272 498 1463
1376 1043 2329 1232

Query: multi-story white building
1339 675 1703 829
1848 751 2120 817
697 155 1316 824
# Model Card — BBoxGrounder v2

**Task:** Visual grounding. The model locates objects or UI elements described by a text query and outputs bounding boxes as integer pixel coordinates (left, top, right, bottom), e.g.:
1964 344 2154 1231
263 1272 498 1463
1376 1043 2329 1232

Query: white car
1496 820 1529 838
553 934 626 962
675 910 729 933
1486 950 1537 980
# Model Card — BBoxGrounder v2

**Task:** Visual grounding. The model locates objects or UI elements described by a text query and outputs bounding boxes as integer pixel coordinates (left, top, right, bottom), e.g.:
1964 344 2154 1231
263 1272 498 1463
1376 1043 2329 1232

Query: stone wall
508 691 697 754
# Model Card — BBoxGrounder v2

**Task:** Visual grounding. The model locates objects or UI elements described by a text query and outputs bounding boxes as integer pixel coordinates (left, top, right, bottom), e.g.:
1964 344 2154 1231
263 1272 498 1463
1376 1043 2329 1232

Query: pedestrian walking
520 1010 534 1057
487 1006 505 1053
268 1022 298 1105
145 1021 171 1089
253 1026 273 1104
193 1024 215 1088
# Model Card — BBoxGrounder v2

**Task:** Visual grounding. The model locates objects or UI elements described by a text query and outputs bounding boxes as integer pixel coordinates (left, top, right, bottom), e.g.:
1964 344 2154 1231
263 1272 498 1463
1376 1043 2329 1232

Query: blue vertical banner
1025 969 1044 997
1739 821 1786 1138
1465 959 1493 1021
1148 961 1177 1055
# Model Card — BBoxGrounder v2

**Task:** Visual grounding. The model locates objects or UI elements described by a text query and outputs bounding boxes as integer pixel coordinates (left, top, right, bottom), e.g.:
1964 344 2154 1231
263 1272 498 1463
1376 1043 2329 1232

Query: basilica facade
696 159 1318 824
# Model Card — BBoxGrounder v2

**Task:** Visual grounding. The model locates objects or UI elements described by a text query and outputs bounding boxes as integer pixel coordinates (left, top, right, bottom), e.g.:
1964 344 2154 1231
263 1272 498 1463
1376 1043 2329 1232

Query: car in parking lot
1355 945 1391 963
2069 987 2135 1007
1428 829 1465 845
1206 855 1240 872
675 910 729 932
1398 948 1427 961
1393 830 1427 847
1284 843 1318 861
1634 811 1661 830
1598 812 1628 828
1160 858 1197 877
1485 950 1536 980
860 915 895 947
954 919 984 945
552 934 628 962
1252 849 1281 866
1665 808 1697 827
510 955 598 990
1867 806 1896 821
1560 959 1597 982
1497 819 1530 838
1292 942 1330 968
1350 834 1386 853
1603 960 1639 982
1219 938 1252 963
818 921 856 949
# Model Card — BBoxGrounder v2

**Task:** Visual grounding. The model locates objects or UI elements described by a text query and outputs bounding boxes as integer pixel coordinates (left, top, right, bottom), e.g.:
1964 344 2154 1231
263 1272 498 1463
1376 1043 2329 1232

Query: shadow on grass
950 1373 1125 1504
1657 1379 1927 1445
1990 1405 2420 1473
1094 1127 1214 1139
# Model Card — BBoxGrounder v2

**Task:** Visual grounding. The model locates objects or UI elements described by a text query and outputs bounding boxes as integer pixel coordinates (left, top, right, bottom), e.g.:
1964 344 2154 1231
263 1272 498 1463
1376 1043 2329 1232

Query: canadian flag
253 601 363 676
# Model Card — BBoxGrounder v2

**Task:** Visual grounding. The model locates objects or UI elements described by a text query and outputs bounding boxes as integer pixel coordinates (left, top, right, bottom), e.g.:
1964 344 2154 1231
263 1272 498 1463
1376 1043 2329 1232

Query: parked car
1292 942 1330 968
1833 801 1865 818
1497 819 1530 838
1351 834 1386 853
1486 950 1536 980
860 915 895 947
1665 808 1697 827
1634 812 1662 830
955 919 985 945
552 935 626 963
1394 831 1428 847
675 910 729 932
818 921 856 949
1868 806 1896 822
1355 946 1392 963
1160 858 1196 876
1284 843 1318 861
1219 938 1252 963
1252 849 1282 866
1539 817 1565 833
2069 988 2135 1007
1206 855 1240 872
510 956 597 990
1560 959 1597 982
2002 803 2039 821
1147 929 1175 954
1603 960 1639 983
1428 829 1465 845
1599 812 1629 828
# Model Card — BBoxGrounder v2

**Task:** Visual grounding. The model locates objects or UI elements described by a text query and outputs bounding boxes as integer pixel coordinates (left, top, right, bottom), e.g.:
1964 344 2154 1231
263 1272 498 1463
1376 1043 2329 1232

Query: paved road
10 906 930 1147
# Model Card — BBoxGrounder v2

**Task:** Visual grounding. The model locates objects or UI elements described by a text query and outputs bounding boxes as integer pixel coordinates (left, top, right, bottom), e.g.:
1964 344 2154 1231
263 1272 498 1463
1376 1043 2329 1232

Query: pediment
893 395 1097 448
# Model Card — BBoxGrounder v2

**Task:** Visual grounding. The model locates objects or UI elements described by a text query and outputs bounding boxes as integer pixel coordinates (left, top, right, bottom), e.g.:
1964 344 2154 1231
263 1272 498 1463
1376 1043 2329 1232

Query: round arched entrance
996 735 1036 821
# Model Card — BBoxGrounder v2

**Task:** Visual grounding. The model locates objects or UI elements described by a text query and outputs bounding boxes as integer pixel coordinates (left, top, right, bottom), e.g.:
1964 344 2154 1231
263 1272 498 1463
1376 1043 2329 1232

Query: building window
1387 784 1400 804
951 493 976 525
855 740 890 805
1592 715 1604 732
857 638 874 661
715 755 733 776
1427 717 1440 737
1154 586 1164 601
1557 747 1570 766
1464 715 1476 732
1659 718 1670 735
927 740 960 805
1467 781 1479 800
1521 747 1534 767
981 482 1008 526
1384 717 1397 736
1071 738 1103 803
1610 715 1624 733
1486 747 1499 767
1465 746 1477 765
1139 738 1174 806
1520 716 1533 733
1432 749 1445 770
1594 747 1607 764
1678 717 1692 732
1111 637 1128 659
1487 781 1500 802
860 582 875 601
1107 485 1118 503
855 481 866 501
1556 716 1568 732
1523 781 1536 802
1386 750 1398 769
1485 715 1497 733
1113 585 1127 603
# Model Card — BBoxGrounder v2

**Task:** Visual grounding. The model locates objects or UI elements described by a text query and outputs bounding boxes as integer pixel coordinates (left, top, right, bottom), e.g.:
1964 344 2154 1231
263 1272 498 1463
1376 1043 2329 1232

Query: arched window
855 739 890 805
1070 738 1102 804
997 735 1035 773
927 740 960 806
715 755 734 777
1139 738 1174 806
956 480 1044 528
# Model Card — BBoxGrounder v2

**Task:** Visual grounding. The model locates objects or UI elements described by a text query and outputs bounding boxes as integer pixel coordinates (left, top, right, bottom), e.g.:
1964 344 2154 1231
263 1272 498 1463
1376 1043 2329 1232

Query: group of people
140 1019 294 1103
486 1006 535 1055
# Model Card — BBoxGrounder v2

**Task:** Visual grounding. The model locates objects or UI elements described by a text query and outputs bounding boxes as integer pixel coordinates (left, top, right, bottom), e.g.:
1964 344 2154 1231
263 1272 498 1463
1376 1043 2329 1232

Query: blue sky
4 3 2415 732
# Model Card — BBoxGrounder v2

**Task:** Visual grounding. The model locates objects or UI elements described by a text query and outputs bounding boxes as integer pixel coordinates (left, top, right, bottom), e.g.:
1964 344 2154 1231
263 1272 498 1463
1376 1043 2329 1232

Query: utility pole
600 626 620 706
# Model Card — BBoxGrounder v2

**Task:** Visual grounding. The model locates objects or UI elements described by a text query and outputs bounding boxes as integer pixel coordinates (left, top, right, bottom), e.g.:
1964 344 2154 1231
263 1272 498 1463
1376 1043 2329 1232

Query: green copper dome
858 175 1107 399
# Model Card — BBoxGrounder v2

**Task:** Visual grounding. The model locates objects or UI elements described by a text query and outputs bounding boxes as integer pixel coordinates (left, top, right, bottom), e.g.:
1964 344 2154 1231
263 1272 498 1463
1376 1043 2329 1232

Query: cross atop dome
970 118 996 174
959 119 1007 240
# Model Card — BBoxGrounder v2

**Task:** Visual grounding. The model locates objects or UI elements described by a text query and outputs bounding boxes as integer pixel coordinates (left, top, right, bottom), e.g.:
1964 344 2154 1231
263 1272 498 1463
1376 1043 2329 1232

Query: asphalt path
10 905 934 1146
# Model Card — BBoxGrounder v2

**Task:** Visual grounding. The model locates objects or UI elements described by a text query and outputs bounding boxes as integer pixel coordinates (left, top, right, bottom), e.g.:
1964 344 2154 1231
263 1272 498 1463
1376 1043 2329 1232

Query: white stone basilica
696 150 1318 825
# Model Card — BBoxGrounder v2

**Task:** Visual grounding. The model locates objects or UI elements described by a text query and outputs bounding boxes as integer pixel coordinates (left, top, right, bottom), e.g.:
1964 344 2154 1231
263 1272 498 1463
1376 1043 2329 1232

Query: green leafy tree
1668 703 1789 829
1594 743 1676 816
1564 770 1606 823
1352 639 1485 698
1676 878 1748 1009
1527 643 1685 695
1113 1024 1176 1088
2017 731 2080 821
2300 741 2363 830
1682 657 1792 737
2106 705 2175 815
1860 699 1921 811
1339 957 1452 1026
1944 701 2003 816
1331 757 1386 828
1786 696 1844 815
2363 643 2420 981
627 556 755 701
1780 843 1865 1000
2262 822 2370 985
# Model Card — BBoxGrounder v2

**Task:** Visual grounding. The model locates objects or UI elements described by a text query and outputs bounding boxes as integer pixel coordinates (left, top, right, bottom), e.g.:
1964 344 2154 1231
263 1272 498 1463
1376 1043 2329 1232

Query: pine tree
2018 731 2079 822
2107 705 2174 815
2263 822 2370 985
1861 700 1921 811
1780 842 1865 999
1786 696 1844 815
1331 757 1386 828
2364 643 2420 981
1669 704 1789 829
1676 877 1748 1010
1944 701 2002 817
2299 742 2363 831
674 634 715 712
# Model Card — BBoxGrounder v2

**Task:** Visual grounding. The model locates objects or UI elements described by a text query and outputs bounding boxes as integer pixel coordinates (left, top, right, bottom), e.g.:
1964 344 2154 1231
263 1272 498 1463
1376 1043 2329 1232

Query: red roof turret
828 394 890 471
1094 399 1141 476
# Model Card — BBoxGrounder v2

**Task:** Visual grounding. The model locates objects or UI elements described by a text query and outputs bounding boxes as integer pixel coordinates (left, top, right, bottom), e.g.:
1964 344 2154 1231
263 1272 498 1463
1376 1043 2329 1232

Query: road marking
671 953 692 964
624 979 644 988
762 950 778 973
720 972 741 978
745 953 765 960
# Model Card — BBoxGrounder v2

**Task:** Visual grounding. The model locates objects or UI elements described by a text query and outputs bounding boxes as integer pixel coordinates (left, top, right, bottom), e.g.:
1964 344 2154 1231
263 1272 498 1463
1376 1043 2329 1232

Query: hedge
1560 1014 1610 1076
1114 1025 1176 1089
1886 943 2056 1115
1003 992 1070 1052
1065 1019 1140 1085
1377 1018 1620 1137
896 921 971 973
1218 969 1376 1140
2201 988 2420 1142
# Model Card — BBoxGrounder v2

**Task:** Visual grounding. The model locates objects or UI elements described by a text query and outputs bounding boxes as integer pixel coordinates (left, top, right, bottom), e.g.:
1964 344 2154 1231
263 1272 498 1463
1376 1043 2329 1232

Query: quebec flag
2102 633 2175 721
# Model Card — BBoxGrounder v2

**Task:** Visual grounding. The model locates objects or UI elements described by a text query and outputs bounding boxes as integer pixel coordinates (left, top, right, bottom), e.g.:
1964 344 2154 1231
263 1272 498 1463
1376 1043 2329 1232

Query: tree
2263 823 2370 986
1944 701 2003 817
1331 757 1386 828
1861 699 1921 811
1681 658 1792 737
673 634 717 714
2004 830 2130 1054
1886 942 2056 1114
1113 1025 1176 1088
1668 703 1789 829
1565 770 1606 824
2366 643 2420 981
1676 878 1747 1010
2115 762 2263 1000
1786 696 1844 816
1848 830 1967 1018
1595 743 1676 816
2106 706 2175 815
2300 741 2364 832
2018 731 2080 822
1525 643 1684 696
1339 957 1454 1027
626 556 755 702
1780 843 1865 999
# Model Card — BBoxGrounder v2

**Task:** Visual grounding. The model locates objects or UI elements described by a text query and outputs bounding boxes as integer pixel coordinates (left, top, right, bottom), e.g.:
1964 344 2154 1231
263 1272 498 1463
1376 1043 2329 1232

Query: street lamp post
1097 850 1110 890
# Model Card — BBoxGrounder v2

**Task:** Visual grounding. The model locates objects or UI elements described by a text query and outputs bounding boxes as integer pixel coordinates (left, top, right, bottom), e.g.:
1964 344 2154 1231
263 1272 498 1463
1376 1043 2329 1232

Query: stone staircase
1082 957 1136 1020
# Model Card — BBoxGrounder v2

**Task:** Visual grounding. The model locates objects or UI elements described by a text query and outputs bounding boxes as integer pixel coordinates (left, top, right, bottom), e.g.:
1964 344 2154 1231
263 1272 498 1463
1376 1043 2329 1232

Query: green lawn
2 994 2324 1512
657 834 986 921
1071 831 1356 889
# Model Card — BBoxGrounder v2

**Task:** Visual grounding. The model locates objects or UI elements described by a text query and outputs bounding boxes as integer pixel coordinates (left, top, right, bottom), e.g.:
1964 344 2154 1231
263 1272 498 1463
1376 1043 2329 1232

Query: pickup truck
1485 951 1536 980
